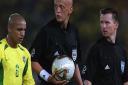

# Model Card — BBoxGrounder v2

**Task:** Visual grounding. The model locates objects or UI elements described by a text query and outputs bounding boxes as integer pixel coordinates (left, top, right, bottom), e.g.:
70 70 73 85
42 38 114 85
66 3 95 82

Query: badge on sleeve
31 48 35 57
82 65 87 74
121 60 125 73
72 49 77 61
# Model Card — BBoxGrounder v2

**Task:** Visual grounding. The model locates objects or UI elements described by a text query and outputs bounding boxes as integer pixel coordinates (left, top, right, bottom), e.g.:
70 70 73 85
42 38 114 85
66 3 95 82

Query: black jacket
84 37 128 85
30 19 81 76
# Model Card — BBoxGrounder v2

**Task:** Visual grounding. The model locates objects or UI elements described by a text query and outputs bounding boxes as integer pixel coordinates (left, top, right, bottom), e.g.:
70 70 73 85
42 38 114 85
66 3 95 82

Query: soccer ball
52 55 75 81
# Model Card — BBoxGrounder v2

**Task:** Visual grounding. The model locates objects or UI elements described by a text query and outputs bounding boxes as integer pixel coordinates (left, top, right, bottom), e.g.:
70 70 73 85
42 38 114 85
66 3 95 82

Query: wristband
39 69 51 81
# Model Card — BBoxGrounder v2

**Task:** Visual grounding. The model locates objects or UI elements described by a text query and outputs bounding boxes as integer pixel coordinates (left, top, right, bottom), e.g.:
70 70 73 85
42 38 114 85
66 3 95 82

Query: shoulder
0 38 8 59
0 39 4 58
43 19 58 31
18 44 29 52
91 38 104 49
18 44 30 57
87 38 104 55
36 19 57 38
116 41 126 54
70 23 77 29
69 23 77 31
0 38 8 51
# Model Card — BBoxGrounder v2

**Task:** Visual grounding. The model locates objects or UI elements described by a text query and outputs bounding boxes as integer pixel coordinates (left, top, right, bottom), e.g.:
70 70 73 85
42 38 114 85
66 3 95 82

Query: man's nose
102 23 106 28
101 23 107 30
56 7 61 13
20 31 25 37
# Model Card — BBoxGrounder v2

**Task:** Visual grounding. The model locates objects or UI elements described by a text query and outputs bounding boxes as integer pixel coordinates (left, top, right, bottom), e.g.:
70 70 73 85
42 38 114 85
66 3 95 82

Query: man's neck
106 32 117 44
6 35 17 48
60 18 69 30
60 23 67 29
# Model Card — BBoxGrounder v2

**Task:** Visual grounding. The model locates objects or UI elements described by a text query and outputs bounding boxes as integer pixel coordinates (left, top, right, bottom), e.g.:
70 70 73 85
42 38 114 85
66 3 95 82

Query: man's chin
103 35 109 38
17 41 22 44
56 18 63 22
102 33 109 36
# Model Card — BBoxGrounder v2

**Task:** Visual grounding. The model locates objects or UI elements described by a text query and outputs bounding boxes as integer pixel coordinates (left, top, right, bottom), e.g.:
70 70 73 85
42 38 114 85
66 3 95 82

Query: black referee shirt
84 37 128 85
30 19 81 74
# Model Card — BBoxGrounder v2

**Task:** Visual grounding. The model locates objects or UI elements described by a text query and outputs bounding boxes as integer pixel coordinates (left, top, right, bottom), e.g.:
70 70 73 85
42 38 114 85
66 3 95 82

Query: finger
52 69 62 76
63 69 67 79
62 80 69 85
55 80 66 85
53 69 63 80
52 70 61 78
53 69 68 81
55 69 63 74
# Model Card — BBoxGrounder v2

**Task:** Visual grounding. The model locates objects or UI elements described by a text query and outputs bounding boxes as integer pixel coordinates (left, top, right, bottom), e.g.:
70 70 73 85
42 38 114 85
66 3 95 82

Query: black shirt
30 19 81 77
84 37 128 85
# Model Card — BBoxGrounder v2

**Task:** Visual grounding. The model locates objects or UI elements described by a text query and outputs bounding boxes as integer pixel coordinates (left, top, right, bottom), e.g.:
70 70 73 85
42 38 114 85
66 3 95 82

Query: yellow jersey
0 38 35 85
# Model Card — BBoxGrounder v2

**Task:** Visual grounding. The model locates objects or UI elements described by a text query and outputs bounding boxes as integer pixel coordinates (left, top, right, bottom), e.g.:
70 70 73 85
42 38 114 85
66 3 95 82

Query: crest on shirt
22 56 26 63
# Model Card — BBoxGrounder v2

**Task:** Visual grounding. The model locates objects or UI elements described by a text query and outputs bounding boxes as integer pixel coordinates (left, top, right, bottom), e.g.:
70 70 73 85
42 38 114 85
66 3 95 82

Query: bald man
0 13 35 85
30 0 83 85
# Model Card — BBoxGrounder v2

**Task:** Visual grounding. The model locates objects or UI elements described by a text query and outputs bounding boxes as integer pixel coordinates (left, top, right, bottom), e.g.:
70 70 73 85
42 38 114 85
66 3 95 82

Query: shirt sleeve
84 45 99 82
22 50 35 85
74 27 81 64
122 48 128 82
0 47 3 63
29 28 47 62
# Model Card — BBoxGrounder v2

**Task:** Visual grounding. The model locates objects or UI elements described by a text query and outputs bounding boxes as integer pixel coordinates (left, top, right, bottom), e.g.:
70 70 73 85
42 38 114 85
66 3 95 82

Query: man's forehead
9 17 26 25
100 14 115 22
10 20 26 25
54 0 73 5
14 20 26 24
100 14 113 19
8 13 26 24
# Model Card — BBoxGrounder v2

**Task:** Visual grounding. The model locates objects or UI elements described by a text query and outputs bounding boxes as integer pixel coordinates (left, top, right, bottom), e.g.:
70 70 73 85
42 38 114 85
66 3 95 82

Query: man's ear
115 21 119 29
69 7 73 14
8 25 11 33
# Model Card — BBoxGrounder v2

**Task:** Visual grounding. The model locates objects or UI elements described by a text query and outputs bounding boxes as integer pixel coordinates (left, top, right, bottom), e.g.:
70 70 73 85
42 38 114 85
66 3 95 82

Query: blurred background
0 0 128 82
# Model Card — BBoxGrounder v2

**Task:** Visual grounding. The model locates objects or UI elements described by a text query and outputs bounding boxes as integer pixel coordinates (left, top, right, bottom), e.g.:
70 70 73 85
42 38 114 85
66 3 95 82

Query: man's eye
17 28 24 31
105 21 110 24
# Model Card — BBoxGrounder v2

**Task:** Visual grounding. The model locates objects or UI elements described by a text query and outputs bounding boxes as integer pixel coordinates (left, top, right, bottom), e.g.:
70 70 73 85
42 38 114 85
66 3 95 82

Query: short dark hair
8 13 25 25
100 8 119 22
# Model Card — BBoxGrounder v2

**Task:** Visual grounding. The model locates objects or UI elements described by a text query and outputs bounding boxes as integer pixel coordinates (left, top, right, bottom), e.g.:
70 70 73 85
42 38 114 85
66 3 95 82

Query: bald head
64 0 73 7
54 0 73 26
54 0 73 7
7 13 27 46
8 13 26 27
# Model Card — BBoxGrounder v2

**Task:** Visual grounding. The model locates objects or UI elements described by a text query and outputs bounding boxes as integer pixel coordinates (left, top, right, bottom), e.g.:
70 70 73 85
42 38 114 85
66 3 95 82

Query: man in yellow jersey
0 13 35 85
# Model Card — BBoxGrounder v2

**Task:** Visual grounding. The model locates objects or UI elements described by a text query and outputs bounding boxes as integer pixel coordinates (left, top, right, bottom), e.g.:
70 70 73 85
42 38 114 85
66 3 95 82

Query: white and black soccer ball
52 55 75 81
